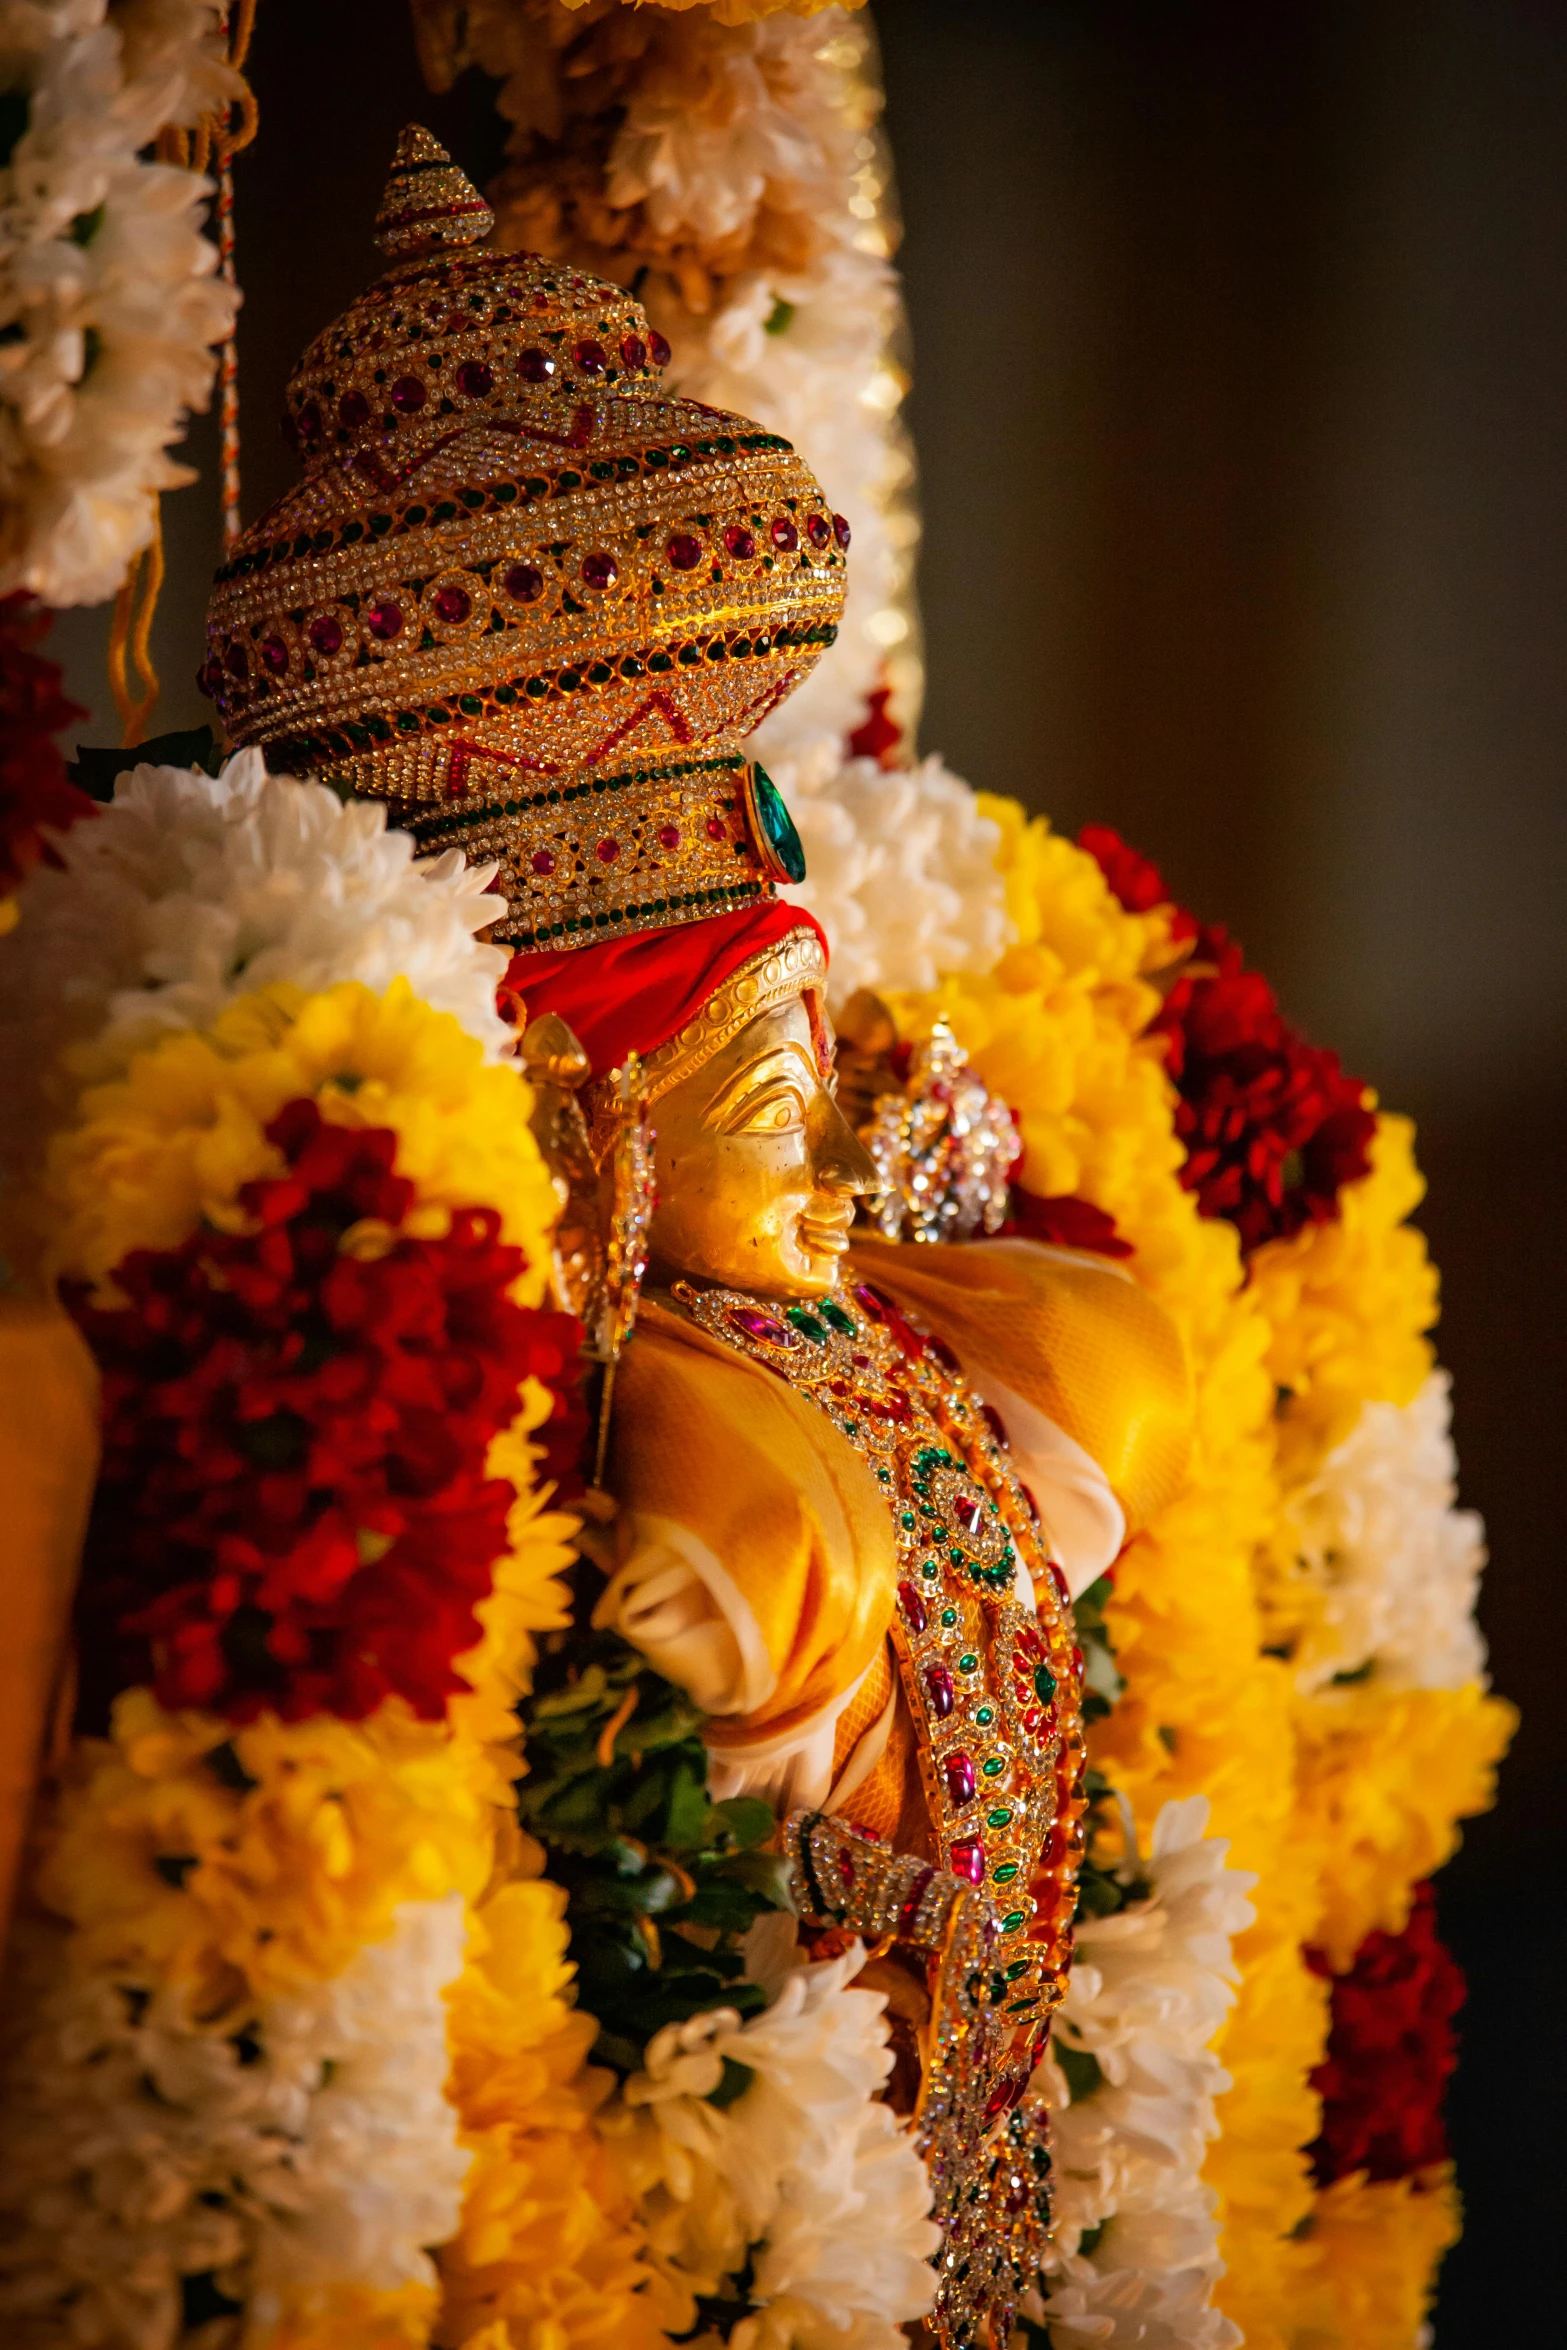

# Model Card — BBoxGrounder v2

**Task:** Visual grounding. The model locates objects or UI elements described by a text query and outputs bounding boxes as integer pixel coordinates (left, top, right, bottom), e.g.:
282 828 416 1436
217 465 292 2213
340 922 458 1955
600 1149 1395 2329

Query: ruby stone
366 599 403 641
667 533 703 570
574 339 608 374
925 1665 955 1719
518 347 555 382
433 585 471 624
897 1580 928 1635
771 516 798 551
338 389 369 431
648 328 672 366
943 1751 977 1805
504 563 544 603
390 376 426 412
582 550 619 589
456 360 493 399
953 1493 983 1534
950 1835 986 1886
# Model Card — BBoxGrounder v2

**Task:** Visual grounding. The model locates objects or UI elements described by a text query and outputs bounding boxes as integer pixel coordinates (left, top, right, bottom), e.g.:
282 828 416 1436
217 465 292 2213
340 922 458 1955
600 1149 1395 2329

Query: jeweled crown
202 129 848 947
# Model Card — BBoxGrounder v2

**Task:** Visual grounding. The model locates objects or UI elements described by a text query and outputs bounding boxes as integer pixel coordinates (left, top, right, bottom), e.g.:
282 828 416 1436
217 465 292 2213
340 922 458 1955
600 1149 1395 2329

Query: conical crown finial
375 124 493 260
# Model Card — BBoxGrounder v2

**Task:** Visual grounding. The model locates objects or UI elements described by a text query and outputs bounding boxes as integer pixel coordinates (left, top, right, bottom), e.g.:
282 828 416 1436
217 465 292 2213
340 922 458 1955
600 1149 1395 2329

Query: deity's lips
797 1199 855 1257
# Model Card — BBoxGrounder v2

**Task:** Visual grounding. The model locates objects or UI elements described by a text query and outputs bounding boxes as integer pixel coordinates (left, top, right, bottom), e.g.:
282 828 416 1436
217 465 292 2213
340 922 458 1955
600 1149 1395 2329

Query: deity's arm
848 1235 1194 1593
0 1300 100 1962
597 1300 899 1809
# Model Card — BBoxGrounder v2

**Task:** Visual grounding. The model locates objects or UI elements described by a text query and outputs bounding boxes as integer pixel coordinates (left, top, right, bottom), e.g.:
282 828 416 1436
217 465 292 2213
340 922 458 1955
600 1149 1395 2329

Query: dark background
49 2 1566 2333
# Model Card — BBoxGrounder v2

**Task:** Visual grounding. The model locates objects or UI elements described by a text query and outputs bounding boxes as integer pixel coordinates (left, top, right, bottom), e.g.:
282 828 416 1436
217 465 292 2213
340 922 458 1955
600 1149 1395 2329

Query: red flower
1306 1883 1465 2185
1082 826 1375 1251
68 1099 584 1727
1004 1189 1134 1259
0 592 93 900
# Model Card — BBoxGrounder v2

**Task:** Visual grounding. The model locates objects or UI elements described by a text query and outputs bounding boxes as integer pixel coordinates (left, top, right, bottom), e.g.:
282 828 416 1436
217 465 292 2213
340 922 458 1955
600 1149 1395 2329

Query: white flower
608 1932 938 2349
0 1897 470 2349
1282 1370 1488 1694
1030 1798 1255 2350
0 0 239 604
770 742 1012 1002
0 749 513 1206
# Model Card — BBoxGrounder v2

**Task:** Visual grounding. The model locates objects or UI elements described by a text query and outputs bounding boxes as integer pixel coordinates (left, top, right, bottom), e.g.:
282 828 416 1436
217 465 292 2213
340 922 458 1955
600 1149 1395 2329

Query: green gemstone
787 1306 826 1342
749 760 806 882
975 1706 994 1726
876 1466 891 1483
987 1807 1012 1829
1001 1911 1026 1933
922 1562 939 1579
993 1862 1019 1883
982 1757 1004 1777
900 1512 916 1530
1034 1663 1058 1705
958 1653 978 1673
940 1607 958 1628
949 1546 966 1566
1005 1958 1029 1981
1006 1994 1039 2013
819 1299 856 1335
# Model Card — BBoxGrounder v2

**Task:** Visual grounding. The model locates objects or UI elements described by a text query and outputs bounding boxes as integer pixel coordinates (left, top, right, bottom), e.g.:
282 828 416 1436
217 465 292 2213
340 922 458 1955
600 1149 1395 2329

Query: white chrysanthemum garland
0 1897 472 2347
1282 1369 1486 1696
602 1920 939 2350
0 748 514 1227
1026 1799 1254 2350
0 0 239 604
775 738 1012 1004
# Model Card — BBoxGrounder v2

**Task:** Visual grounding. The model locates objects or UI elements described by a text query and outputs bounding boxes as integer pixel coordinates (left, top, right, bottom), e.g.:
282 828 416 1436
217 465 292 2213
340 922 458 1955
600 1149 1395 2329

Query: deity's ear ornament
202 126 847 950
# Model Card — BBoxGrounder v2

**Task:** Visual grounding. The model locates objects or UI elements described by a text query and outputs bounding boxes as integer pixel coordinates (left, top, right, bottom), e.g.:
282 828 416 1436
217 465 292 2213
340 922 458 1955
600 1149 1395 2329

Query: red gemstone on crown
771 516 799 551
657 823 680 849
943 1751 977 1805
926 1665 955 1719
897 1867 935 1931
504 563 544 603
724 525 757 559
456 359 494 399
225 641 248 678
338 389 369 432
307 615 342 656
366 598 403 641
807 514 830 548
531 849 556 875
596 837 620 863
260 635 289 674
621 333 647 370
705 816 727 840
518 347 555 383
667 533 703 570
433 585 471 624
648 328 672 367
582 550 619 590
898 1580 928 1635
950 1835 986 1886
833 512 852 548
953 1493 984 1534
295 400 322 444
390 376 426 413
574 339 608 375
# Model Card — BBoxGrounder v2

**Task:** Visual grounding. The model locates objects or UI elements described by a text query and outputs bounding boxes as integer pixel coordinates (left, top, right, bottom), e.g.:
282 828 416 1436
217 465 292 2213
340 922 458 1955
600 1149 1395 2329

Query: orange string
107 519 166 749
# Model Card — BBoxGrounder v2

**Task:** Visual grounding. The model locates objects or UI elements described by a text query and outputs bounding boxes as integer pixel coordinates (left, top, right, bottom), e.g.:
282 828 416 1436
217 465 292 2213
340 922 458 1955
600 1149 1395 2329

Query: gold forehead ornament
202 126 848 949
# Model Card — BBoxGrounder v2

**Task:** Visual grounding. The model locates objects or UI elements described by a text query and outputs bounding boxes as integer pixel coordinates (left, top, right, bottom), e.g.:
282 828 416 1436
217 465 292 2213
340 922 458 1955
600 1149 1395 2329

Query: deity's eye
723 1076 809 1137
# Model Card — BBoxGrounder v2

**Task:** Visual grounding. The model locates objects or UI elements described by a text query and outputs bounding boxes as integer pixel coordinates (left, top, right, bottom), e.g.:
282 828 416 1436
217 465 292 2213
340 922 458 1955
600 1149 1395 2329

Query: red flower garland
1005 1189 1134 1260
1081 825 1376 1251
68 1098 583 1728
0 591 93 902
1306 1882 1465 2185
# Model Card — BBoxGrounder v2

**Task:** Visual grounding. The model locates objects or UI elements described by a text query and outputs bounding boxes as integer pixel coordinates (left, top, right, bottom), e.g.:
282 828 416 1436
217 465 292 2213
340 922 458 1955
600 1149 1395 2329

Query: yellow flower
437 1879 678 2350
450 1378 579 1760
49 978 558 1301
252 2280 437 2350
1290 2167 1460 2350
1292 1682 1516 1970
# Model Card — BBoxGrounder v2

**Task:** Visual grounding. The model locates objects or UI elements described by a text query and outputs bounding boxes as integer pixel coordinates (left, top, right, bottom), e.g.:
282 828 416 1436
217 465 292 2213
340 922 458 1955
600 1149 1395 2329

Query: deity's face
646 994 878 1300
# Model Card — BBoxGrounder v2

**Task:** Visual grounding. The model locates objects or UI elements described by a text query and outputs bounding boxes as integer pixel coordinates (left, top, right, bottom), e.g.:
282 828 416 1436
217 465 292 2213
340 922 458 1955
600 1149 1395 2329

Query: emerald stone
982 1756 1004 1777
993 1862 1019 1883
958 1653 978 1673
940 1607 958 1627
750 761 806 881
987 1807 1012 1828
1001 1911 1026 1933
819 1299 856 1335
975 1706 994 1726
787 1306 826 1342
1005 1958 1029 1980
1034 1663 1058 1705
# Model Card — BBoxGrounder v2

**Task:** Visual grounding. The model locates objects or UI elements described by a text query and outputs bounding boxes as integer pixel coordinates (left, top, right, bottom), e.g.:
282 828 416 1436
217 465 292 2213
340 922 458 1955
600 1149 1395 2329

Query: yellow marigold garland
890 796 1323 2343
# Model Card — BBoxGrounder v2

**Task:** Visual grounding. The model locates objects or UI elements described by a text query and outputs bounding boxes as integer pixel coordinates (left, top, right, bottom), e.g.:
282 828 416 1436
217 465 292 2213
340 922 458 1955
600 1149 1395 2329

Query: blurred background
47 2 1565 2333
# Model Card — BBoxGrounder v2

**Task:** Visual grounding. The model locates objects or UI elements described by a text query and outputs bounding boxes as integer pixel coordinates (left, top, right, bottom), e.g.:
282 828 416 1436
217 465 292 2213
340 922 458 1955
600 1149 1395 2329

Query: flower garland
0 590 91 922
0 763 669 2350
0 0 241 605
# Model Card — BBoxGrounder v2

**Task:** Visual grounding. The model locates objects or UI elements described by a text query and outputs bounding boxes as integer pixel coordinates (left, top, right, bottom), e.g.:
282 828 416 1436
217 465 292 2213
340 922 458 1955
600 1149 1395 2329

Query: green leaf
705 2056 756 2110
69 728 223 802
1055 2041 1105 2104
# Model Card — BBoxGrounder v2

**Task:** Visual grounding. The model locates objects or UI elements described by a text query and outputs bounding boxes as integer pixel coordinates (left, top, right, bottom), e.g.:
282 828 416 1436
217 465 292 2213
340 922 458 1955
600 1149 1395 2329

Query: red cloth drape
500 902 826 1078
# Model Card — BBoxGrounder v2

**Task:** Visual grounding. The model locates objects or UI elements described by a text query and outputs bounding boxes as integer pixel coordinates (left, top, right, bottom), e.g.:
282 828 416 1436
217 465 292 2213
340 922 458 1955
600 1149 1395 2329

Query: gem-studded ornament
203 131 845 952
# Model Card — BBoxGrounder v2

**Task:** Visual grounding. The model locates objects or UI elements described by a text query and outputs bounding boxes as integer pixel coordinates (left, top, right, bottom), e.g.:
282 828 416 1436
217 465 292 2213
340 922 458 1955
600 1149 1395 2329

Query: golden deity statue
194 127 1192 2345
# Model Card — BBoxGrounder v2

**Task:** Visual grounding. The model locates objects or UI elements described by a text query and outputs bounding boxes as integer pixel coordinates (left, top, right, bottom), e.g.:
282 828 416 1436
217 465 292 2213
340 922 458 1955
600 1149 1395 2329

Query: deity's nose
814 1094 880 1198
